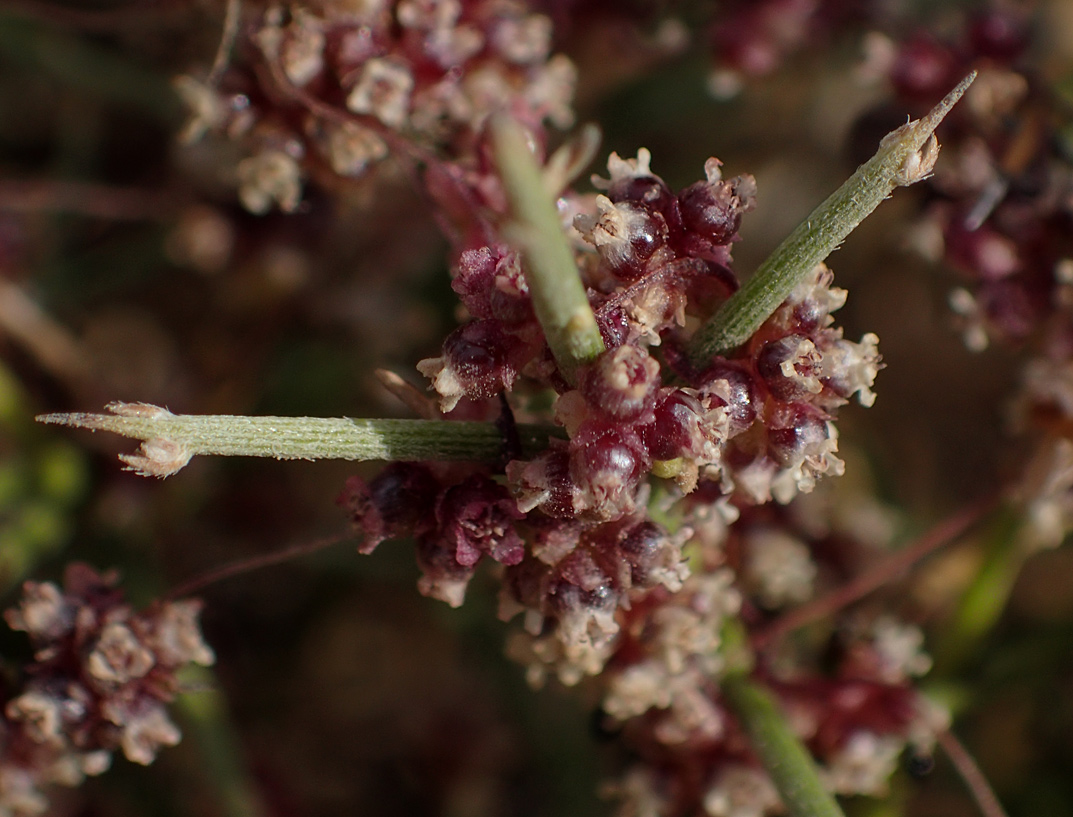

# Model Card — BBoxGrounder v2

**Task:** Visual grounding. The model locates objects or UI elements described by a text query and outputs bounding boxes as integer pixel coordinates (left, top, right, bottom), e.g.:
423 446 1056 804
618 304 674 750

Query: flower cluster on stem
0 564 214 817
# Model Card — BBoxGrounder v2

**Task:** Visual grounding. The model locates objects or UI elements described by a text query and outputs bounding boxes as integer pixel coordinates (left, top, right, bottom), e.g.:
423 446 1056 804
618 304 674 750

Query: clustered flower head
341 136 899 814
595 499 944 817
0 564 214 816
176 0 576 213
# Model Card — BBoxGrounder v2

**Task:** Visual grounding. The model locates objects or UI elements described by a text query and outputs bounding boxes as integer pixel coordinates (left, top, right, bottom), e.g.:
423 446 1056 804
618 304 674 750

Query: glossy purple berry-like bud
508 445 578 519
678 161 756 246
618 520 668 587
641 389 705 461
698 360 759 434
436 475 526 567
580 345 661 421
421 319 526 410
607 174 683 233
757 335 822 402
969 10 1029 63
575 197 670 282
767 403 830 466
546 549 616 617
570 422 649 519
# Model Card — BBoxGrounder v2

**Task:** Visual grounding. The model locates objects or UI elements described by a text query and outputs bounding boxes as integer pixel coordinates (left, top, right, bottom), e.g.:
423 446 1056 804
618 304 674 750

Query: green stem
722 672 846 817
489 113 605 383
37 402 562 477
933 505 1023 674
176 666 267 817
689 72 976 364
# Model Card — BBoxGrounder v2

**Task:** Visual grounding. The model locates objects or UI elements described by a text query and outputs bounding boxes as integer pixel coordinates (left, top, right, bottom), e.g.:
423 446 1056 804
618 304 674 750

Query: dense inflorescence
341 139 899 814
599 496 944 817
0 564 214 816
176 0 576 214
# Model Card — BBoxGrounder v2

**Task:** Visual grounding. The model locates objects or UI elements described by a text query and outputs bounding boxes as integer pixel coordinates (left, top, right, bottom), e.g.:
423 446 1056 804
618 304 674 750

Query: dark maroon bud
569 422 649 516
641 389 704 461
580 345 661 421
338 463 439 553
451 244 532 325
512 447 577 519
618 521 668 586
678 172 756 245
607 175 682 228
968 10 1029 63
945 222 1021 281
415 534 472 577
697 360 759 433
596 305 631 350
791 298 829 334
978 277 1047 341
767 403 829 465
503 556 551 610
441 319 523 400
890 34 959 102
546 550 616 616
451 246 498 319
436 475 526 567
757 334 821 402
576 199 669 282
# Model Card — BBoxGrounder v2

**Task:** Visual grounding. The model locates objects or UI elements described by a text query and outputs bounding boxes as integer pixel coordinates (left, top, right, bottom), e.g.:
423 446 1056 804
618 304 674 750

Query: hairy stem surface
38 402 562 476
690 72 976 363
489 113 605 383
722 672 846 817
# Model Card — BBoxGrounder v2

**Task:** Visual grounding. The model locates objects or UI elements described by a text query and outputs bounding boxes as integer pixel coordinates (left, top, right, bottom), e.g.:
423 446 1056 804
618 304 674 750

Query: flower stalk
489 112 605 383
37 402 563 477
689 71 976 364
721 671 847 817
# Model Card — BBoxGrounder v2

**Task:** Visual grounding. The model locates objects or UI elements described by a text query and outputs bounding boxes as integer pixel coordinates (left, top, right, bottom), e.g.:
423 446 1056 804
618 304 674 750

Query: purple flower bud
338 464 439 553
435 475 526 567
580 345 661 422
678 163 756 246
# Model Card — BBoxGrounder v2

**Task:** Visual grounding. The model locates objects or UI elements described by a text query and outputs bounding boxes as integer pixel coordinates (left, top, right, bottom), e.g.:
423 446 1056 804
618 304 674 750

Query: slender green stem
933 505 1023 674
36 402 562 477
489 113 605 383
689 72 976 364
722 672 846 817
177 666 268 817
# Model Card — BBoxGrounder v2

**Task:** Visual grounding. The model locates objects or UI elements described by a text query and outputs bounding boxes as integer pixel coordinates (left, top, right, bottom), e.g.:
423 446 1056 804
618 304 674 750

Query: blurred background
1 1 1072 815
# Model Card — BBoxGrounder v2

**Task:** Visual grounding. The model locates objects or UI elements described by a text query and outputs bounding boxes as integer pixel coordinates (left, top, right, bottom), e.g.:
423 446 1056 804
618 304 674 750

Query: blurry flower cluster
0 564 214 816
861 7 1073 551
176 0 576 214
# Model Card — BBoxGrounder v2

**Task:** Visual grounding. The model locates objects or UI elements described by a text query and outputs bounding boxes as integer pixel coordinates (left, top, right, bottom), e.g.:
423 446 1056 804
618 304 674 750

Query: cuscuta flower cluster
598 496 944 817
0 564 215 817
866 8 1073 550
341 146 893 814
176 0 576 214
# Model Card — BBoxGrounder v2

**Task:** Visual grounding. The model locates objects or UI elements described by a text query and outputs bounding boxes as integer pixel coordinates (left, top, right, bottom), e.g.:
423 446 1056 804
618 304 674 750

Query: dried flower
0 565 214 816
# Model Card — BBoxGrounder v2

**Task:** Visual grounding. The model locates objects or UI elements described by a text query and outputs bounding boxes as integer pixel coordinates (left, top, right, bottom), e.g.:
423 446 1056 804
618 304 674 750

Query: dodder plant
25 31 986 812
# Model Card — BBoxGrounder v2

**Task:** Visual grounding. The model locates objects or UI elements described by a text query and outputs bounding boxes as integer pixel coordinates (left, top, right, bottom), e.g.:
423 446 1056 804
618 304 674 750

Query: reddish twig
937 729 1009 817
167 531 352 600
753 494 998 650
